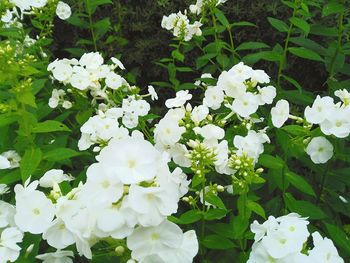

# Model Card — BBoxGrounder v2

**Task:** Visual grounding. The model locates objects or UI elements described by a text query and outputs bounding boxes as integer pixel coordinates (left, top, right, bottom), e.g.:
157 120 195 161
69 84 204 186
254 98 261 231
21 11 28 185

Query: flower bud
115 246 125 256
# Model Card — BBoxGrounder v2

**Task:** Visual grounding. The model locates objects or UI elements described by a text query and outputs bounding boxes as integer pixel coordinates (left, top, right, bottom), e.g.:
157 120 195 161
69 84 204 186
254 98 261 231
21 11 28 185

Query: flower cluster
189 0 228 15
47 53 132 106
161 11 202 41
305 90 350 138
269 89 350 164
248 213 344 263
1 0 71 27
48 88 72 109
0 134 197 262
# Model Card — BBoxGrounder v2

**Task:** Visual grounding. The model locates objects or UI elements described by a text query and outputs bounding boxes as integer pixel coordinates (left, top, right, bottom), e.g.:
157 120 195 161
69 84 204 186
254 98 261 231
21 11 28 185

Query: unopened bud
115 246 125 256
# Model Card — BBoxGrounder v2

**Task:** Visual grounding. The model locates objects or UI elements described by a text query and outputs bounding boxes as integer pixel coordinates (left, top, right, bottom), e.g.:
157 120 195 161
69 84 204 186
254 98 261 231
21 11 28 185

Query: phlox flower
271 99 289 128
165 90 192 108
306 137 333 164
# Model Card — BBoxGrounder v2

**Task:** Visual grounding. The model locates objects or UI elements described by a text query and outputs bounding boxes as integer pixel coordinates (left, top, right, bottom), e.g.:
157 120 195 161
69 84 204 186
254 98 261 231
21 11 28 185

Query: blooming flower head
306 136 333 164
271 99 289 128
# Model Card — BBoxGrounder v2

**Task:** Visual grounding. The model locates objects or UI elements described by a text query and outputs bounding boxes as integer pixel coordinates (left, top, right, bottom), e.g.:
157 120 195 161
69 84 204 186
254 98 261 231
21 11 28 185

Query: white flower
62 100 72 109
319 108 350 138
229 62 254 80
191 105 209 123
0 227 23 262
217 71 246 99
306 137 333 164
97 137 161 184
165 90 192 108
127 184 179 226
167 143 191 168
234 130 269 161
257 85 276 105
339 195 348 203
36 250 74 263
31 0 47 8
334 89 350 105
148 85 158 100
304 95 335 124
56 1 71 20
82 162 124 203
0 155 10 169
250 216 279 242
251 69 270 84
203 86 224 110
10 0 31 11
14 183 55 234
127 220 183 260
50 60 73 82
70 66 90 90
154 117 185 146
1 10 13 23
193 124 224 141
79 52 104 70
39 169 73 188
308 232 344 263
111 57 125 70
0 201 15 228
0 150 21 169
122 112 139 129
105 72 123 89
271 99 289 128
43 219 75 249
231 92 259 118
130 99 150 117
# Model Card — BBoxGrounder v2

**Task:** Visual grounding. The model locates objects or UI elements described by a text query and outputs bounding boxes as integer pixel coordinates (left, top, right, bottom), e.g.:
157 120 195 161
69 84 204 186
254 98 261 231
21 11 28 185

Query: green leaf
0 170 21 184
202 235 236 250
281 125 309 136
284 193 327 219
289 17 310 35
324 223 350 256
285 171 316 197
208 223 235 239
32 120 71 133
204 208 228 220
0 113 18 127
169 210 203 225
205 193 226 210
258 154 284 169
267 17 289 32
43 148 81 162
20 148 42 182
214 8 230 27
17 92 36 108
247 200 266 219
232 21 256 27
310 25 338 37
171 50 184 62
281 75 303 92
236 42 270 51
93 18 111 39
67 15 89 29
243 51 281 64
87 0 112 14
322 3 344 17
288 47 323 61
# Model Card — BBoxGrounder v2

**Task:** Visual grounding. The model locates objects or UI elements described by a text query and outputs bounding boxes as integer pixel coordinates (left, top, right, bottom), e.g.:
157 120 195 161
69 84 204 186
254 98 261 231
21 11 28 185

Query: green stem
277 4 297 87
317 162 330 205
282 154 288 213
85 0 97 51
328 4 344 81
200 177 206 261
